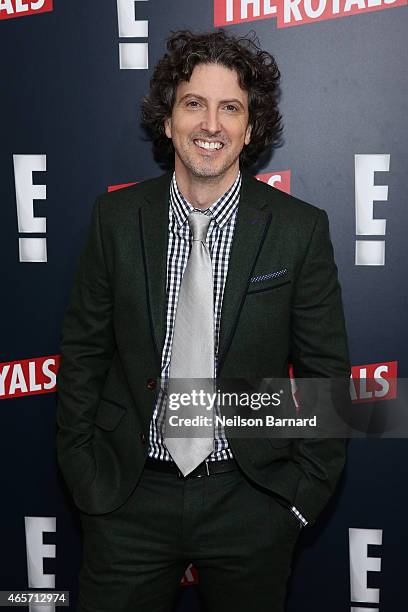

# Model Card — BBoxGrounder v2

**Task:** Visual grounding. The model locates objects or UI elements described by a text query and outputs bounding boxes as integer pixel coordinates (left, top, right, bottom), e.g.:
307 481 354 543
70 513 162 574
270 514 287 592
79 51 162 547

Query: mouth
193 139 224 154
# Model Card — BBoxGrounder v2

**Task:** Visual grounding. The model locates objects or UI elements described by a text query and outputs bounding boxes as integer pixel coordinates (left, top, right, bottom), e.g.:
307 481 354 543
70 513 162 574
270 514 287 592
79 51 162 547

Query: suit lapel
139 172 172 366
217 172 272 371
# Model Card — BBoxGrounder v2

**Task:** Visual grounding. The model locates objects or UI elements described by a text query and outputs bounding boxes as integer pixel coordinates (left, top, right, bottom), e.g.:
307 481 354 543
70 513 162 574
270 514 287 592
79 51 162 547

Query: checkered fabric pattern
148 171 241 462
250 268 288 283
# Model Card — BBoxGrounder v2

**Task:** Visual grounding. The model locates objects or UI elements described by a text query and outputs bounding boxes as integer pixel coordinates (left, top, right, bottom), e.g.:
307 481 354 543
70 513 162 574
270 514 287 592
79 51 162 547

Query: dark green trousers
77 465 302 612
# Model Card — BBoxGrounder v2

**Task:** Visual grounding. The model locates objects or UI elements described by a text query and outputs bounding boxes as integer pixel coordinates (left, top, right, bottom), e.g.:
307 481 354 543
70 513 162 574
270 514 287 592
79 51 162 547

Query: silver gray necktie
164 210 215 476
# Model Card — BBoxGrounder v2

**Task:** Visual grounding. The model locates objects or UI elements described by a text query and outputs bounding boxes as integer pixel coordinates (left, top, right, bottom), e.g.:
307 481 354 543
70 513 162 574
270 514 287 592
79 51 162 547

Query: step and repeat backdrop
1 1 407 610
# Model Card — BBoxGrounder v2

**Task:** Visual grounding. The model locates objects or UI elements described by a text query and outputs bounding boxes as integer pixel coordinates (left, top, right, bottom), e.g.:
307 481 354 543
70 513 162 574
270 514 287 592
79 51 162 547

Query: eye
225 104 238 112
186 100 201 108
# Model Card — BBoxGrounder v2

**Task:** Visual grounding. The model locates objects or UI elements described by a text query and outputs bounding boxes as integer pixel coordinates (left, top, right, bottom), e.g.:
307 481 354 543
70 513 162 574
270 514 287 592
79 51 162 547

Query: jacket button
146 378 157 390
140 432 146 445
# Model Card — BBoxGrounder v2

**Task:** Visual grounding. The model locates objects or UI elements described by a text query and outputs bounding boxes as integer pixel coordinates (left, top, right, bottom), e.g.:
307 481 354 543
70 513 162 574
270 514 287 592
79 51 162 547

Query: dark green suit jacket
56 171 350 524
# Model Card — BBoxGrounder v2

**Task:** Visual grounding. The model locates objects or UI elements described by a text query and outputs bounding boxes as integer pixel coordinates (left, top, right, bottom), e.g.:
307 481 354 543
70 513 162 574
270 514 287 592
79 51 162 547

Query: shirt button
140 432 146 445
146 378 157 390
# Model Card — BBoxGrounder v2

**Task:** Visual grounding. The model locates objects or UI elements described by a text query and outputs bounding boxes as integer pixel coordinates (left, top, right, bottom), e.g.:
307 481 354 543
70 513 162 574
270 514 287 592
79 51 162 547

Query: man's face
164 63 252 180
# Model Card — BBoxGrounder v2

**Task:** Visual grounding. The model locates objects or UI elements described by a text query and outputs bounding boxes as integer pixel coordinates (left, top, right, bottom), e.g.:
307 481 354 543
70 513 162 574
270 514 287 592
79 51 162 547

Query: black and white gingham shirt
148 170 241 462
147 170 308 527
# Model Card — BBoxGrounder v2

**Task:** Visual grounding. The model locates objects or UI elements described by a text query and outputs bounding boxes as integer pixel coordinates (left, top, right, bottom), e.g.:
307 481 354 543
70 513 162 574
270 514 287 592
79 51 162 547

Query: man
56 29 350 612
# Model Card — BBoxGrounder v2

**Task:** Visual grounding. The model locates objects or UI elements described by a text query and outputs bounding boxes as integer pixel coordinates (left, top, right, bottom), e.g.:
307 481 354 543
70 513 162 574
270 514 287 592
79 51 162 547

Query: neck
174 160 240 209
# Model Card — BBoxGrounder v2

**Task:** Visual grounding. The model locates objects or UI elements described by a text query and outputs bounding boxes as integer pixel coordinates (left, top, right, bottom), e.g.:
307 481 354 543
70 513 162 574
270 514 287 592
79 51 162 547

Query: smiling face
164 63 252 183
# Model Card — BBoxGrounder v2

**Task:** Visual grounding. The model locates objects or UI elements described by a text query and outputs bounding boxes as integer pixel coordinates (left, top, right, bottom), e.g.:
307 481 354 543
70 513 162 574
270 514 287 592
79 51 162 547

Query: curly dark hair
141 29 282 169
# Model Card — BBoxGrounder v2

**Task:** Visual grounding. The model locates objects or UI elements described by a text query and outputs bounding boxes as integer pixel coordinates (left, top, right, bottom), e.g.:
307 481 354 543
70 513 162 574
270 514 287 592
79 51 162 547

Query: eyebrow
178 93 245 109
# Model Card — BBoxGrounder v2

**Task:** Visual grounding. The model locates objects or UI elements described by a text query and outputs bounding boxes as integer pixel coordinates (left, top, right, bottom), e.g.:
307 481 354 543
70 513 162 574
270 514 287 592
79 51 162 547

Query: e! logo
349 527 382 611
116 0 149 69
13 154 47 263
355 154 390 266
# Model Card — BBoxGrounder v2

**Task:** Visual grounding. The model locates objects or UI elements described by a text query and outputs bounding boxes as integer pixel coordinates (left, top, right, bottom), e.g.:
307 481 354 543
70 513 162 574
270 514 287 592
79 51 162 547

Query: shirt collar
170 170 241 230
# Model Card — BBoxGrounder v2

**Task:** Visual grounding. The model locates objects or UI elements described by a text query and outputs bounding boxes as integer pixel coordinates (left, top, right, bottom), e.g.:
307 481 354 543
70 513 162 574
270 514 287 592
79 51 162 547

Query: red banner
0 0 53 21
0 354 60 399
214 0 407 28
350 360 398 403
256 171 291 194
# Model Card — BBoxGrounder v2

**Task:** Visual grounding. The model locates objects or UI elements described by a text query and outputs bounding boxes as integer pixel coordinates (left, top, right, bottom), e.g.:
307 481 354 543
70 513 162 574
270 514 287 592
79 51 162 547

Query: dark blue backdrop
1 1 407 610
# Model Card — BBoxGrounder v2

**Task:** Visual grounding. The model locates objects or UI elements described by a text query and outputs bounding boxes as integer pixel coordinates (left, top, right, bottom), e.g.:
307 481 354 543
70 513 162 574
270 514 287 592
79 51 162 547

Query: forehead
175 63 248 105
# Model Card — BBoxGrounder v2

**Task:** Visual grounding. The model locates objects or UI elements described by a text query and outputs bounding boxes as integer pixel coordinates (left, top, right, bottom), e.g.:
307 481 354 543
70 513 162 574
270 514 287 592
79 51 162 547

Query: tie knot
188 210 211 242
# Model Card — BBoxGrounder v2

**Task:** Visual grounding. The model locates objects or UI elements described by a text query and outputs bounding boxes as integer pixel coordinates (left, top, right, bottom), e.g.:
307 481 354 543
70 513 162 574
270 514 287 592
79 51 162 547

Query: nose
200 106 221 134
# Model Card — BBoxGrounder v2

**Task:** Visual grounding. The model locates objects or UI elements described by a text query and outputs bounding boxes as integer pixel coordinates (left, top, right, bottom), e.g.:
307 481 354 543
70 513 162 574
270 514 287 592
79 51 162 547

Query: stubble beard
176 139 240 181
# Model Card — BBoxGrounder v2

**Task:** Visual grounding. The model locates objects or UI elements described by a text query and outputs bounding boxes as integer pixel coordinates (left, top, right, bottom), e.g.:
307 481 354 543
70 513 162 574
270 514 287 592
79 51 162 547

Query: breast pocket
246 269 291 295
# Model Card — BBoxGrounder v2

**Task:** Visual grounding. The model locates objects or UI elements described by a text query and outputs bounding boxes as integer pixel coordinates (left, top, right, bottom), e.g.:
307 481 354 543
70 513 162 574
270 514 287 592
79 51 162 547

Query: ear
164 117 172 139
244 124 252 146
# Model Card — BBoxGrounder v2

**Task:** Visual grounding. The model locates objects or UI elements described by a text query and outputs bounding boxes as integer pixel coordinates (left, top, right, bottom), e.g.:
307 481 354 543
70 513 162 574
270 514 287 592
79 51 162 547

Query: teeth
195 140 223 150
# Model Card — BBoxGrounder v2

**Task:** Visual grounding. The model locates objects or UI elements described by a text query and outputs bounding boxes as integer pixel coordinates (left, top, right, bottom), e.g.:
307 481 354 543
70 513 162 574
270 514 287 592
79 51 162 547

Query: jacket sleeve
56 198 115 493
289 209 350 524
